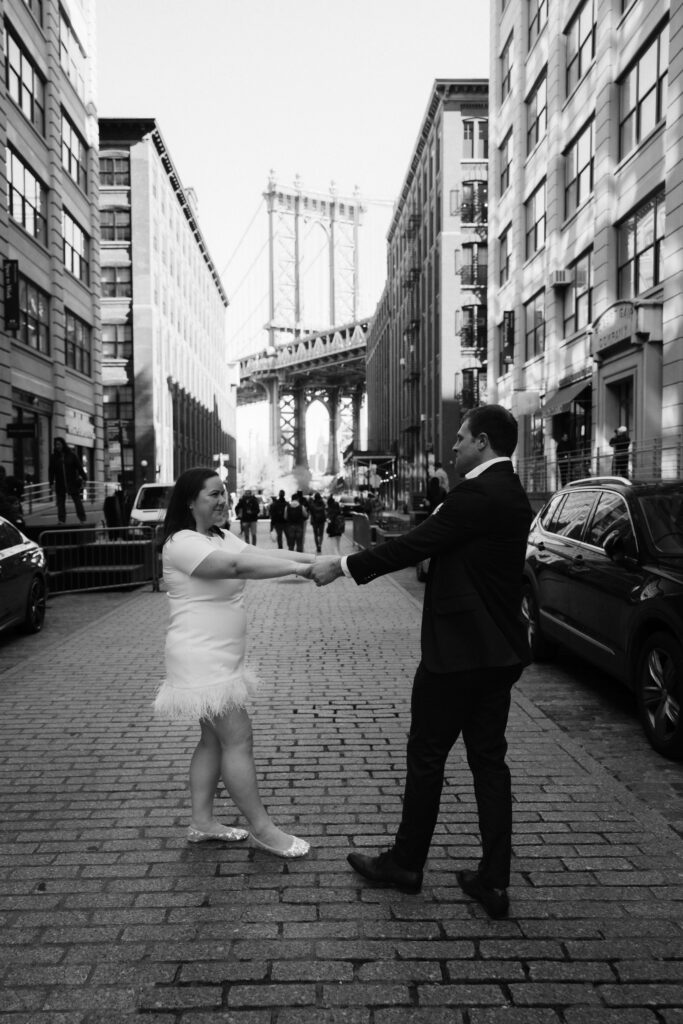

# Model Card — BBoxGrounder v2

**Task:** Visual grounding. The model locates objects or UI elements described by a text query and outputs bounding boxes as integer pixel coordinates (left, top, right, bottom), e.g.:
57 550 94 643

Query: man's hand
310 556 344 587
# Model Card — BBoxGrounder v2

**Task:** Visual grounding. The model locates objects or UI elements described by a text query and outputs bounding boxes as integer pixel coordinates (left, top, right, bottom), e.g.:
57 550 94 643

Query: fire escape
400 206 422 449
457 180 488 412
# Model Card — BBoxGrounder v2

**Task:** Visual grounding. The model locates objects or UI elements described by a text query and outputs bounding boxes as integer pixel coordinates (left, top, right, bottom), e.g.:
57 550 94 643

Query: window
526 72 547 153
566 0 595 96
103 385 133 422
4 24 45 133
548 489 596 539
102 265 132 298
619 21 669 158
100 155 130 186
584 492 633 549
59 9 86 99
17 275 49 354
461 368 482 410
524 290 545 359
6 146 47 245
64 310 91 375
22 0 43 23
617 191 665 298
101 208 131 242
461 181 488 223
528 0 547 49
461 305 488 349
61 111 87 190
564 250 592 335
102 322 132 360
500 33 513 102
565 120 594 217
525 181 546 258
500 130 512 195
463 119 488 160
461 243 488 287
62 210 89 283
0 519 22 550
499 226 511 285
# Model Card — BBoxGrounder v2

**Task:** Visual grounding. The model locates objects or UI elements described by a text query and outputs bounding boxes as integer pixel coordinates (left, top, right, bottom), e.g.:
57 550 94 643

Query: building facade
365 80 489 508
98 119 236 494
1 0 101 486
489 0 683 487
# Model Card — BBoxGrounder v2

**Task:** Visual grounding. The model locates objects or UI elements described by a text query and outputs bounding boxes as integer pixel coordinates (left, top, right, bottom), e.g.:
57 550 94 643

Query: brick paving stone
1 532 683 1019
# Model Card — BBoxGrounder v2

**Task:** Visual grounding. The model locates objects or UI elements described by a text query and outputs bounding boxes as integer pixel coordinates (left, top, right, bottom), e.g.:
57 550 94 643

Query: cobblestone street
1 528 683 1022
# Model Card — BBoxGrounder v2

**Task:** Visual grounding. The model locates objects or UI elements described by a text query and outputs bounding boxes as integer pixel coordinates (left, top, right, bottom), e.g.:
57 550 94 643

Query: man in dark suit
310 405 533 917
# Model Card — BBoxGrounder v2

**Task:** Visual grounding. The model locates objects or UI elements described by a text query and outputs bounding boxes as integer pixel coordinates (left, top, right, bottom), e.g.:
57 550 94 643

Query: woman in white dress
154 467 315 858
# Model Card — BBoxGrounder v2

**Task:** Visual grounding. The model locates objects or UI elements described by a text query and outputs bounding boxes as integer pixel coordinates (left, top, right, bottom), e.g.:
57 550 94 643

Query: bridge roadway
237 319 368 405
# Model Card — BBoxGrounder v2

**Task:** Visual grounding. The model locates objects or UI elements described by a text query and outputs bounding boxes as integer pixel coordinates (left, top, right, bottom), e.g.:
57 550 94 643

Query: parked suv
523 476 683 759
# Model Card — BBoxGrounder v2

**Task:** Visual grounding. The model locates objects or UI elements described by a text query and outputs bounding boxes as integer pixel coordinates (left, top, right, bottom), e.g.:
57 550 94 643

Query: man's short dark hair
462 404 518 457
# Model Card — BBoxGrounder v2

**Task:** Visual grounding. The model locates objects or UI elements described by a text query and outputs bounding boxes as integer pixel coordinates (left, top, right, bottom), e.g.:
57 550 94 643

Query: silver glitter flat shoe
187 825 249 844
250 833 310 858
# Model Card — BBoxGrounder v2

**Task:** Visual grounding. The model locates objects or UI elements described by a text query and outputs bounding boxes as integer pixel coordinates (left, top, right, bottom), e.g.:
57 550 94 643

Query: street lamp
140 459 148 483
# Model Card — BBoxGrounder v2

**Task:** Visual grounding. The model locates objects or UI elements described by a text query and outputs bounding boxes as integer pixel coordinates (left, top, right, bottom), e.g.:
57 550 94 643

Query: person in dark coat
556 433 572 486
310 405 533 919
48 437 87 523
269 490 289 549
609 426 630 478
308 492 327 553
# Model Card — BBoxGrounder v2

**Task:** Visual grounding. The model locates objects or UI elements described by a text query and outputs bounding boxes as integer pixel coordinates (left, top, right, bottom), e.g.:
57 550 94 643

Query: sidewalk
1 531 683 1022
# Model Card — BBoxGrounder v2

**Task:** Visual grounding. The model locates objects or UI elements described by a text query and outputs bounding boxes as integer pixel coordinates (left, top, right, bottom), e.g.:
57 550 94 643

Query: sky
95 0 491 359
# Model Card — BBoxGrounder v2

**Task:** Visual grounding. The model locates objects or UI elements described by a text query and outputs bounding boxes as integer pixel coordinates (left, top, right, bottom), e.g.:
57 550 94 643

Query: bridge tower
260 173 366 471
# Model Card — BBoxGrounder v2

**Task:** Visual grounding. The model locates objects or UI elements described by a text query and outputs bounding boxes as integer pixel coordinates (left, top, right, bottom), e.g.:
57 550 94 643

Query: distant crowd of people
233 488 354 554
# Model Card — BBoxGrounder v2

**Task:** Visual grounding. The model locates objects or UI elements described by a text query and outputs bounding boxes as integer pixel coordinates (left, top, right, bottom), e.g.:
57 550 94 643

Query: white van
129 483 174 527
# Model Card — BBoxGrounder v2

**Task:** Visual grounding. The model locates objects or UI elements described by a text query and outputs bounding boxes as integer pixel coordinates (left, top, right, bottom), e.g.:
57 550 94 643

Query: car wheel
521 582 554 661
23 575 46 634
636 631 683 760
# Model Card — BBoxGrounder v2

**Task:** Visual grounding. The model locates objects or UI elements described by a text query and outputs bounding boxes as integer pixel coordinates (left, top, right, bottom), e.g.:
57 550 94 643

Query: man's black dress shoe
347 850 423 894
456 868 509 919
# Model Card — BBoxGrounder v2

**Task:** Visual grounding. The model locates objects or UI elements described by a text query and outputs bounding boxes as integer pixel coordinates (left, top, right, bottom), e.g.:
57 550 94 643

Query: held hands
309 556 344 587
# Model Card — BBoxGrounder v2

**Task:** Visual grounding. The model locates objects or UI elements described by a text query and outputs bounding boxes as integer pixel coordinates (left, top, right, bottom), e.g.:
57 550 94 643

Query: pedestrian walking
269 489 289 549
308 491 327 553
325 495 345 553
285 492 308 552
311 405 533 918
48 437 87 524
153 467 314 857
234 488 260 545
556 433 572 486
609 426 630 478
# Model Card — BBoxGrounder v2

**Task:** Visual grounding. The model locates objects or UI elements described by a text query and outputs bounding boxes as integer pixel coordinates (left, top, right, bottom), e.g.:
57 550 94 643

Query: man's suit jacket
346 462 533 674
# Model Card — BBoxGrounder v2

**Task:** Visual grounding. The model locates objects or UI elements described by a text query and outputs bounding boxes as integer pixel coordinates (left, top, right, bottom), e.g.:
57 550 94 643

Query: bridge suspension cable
219 198 265 278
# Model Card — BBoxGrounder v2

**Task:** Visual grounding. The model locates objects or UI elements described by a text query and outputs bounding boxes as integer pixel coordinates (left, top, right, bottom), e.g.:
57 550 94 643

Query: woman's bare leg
200 708 301 852
188 719 223 829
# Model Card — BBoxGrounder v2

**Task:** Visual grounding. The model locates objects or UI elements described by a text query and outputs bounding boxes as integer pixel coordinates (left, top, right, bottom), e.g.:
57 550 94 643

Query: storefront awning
541 380 590 416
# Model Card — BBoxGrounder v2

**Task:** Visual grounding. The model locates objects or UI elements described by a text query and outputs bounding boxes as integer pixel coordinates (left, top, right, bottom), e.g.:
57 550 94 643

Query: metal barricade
38 525 161 596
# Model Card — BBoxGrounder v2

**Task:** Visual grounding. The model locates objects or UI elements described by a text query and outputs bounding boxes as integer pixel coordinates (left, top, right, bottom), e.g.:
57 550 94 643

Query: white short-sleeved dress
153 528 259 720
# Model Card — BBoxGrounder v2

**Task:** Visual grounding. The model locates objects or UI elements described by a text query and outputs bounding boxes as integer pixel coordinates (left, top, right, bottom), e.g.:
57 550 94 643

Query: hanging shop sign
3 259 19 332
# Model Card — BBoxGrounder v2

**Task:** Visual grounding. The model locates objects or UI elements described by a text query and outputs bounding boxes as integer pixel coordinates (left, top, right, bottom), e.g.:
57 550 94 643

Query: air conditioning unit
549 269 573 288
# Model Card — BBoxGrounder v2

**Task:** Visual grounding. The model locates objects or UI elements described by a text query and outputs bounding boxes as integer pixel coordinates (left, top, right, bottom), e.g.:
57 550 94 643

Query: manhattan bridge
232 173 393 481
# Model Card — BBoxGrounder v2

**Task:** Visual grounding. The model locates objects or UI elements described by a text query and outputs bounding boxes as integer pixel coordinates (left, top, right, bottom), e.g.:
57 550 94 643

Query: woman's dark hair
462 404 518 457
163 467 224 542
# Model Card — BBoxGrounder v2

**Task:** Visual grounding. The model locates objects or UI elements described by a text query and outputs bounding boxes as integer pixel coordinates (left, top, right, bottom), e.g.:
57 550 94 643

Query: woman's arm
262 548 314 564
192 548 314 580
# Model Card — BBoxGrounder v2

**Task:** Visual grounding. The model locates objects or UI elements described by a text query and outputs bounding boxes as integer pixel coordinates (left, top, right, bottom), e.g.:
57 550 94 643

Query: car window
639 492 683 556
0 520 22 551
547 490 597 540
538 493 566 531
137 487 173 510
584 492 635 550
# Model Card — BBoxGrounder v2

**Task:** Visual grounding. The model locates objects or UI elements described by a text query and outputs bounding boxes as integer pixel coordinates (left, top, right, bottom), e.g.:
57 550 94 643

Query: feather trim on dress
153 668 260 721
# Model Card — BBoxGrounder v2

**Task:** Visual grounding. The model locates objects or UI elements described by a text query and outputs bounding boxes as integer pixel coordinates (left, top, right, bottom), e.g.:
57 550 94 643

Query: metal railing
39 524 161 596
23 480 114 514
516 435 683 495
